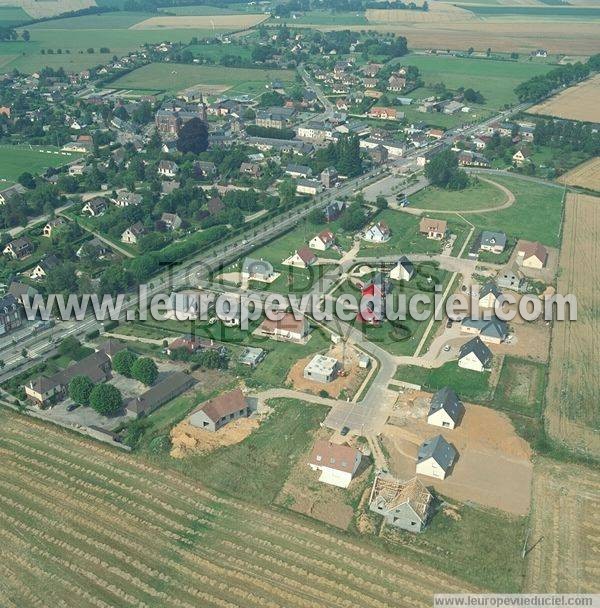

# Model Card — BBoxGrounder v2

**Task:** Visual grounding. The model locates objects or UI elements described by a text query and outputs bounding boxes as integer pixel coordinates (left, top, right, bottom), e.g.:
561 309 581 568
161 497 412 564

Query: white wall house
308 440 361 488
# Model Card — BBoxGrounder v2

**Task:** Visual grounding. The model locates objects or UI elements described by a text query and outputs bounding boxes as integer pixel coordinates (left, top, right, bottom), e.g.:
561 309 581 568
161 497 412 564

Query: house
0 183 26 205
369 475 433 533
255 106 295 129
76 237 108 259
419 218 447 240
240 162 262 178
304 354 340 383
389 256 415 282
194 160 217 178
387 75 406 92
369 144 388 165
296 122 333 142
238 346 266 368
158 160 179 178
42 217 66 237
96 339 126 362
285 164 312 179
296 179 322 196
166 290 202 320
323 200 345 222
3 237 34 260
8 281 38 307
127 372 196 418
30 254 60 280
161 213 182 230
512 150 529 166
121 222 146 244
427 128 445 140
517 241 547 269
309 230 335 251
284 247 317 268
308 440 361 489
480 231 507 254
115 191 142 207
416 435 457 480
458 150 490 168
188 388 250 432
478 281 501 309
369 107 398 121
427 387 463 429
363 221 390 243
461 316 508 344
82 197 108 216
442 100 463 115
320 167 338 189
0 294 22 336
258 312 310 343
496 268 526 292
241 258 274 282
69 162 86 177
458 337 492 372
357 273 390 325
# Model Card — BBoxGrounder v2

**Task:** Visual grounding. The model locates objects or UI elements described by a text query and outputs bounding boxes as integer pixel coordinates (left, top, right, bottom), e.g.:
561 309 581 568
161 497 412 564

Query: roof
309 440 359 474
57 350 111 386
428 387 462 422
192 388 247 424
8 281 37 299
459 337 492 366
129 372 195 416
479 282 501 300
369 475 432 522
260 311 306 334
420 218 447 233
417 435 456 470
462 316 508 340
519 240 547 263
305 354 339 376
242 257 273 275
296 247 317 265
97 339 126 357
397 255 414 274
480 231 507 248
316 229 334 244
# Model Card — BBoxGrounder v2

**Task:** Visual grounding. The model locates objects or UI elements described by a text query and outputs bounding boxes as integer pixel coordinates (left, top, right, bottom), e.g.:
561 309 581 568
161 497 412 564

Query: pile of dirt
170 417 259 458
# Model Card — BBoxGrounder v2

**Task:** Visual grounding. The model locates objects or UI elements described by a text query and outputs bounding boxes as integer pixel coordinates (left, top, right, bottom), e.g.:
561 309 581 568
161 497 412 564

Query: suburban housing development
0 0 598 605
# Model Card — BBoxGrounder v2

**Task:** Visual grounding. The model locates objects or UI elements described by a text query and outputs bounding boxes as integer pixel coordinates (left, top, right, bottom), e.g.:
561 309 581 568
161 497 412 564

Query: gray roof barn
417 435 457 472
126 372 195 417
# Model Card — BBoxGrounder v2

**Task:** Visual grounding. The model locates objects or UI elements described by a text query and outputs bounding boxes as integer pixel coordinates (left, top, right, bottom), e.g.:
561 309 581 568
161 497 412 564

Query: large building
155 99 207 138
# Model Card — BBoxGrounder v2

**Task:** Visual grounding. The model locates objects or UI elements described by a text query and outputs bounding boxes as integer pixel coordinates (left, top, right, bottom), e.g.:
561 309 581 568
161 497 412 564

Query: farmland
558 157 600 192
0 407 480 606
545 193 600 458
0 144 83 184
130 14 269 30
0 5 28 26
525 458 600 593
110 62 295 96
528 74 600 123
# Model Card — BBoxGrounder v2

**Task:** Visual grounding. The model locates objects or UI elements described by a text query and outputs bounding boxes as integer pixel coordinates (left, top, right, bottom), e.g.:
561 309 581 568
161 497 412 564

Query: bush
112 350 138 378
68 375 94 406
89 384 122 416
131 357 158 386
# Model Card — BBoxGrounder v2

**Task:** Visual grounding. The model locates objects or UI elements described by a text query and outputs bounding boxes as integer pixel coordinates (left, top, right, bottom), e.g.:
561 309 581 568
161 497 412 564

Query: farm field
0 406 480 606
186 42 253 62
110 62 295 96
402 54 553 109
525 458 600 593
24 11 153 28
0 144 82 184
272 10 368 25
157 4 259 16
492 356 546 417
409 177 508 212
544 192 600 457
130 14 268 30
528 74 600 123
0 5 28 26
557 157 600 192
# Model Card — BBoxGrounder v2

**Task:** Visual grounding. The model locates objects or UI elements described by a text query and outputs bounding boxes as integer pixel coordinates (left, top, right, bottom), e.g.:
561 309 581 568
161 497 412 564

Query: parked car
340 426 350 436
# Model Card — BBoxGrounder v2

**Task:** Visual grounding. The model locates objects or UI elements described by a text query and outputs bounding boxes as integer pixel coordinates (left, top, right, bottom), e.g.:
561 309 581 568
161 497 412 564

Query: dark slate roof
417 435 456 470
459 337 492 366
462 317 508 341
428 387 462 422
127 372 195 416
479 282 501 300
480 231 507 249
398 255 415 275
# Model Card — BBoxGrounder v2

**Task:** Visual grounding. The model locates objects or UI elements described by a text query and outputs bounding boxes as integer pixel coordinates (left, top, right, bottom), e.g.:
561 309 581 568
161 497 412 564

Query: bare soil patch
367 3 476 23
382 402 533 515
130 14 268 30
529 74 600 123
558 157 600 192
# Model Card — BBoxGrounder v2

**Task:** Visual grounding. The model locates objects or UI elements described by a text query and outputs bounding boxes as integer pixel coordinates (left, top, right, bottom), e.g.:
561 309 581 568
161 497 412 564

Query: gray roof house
369 475 433 532
427 387 463 429
126 372 195 418
458 337 492 372
496 268 526 293
461 316 508 344
241 258 274 282
480 231 507 254
416 435 457 479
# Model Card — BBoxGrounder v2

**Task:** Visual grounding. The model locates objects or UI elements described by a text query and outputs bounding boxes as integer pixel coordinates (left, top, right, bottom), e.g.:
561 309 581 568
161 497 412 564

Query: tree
176 117 208 154
375 195 388 210
18 172 35 189
131 357 158 386
58 336 82 359
68 375 94 406
425 150 468 191
340 203 366 231
21 30 30 42
112 350 138 378
89 384 122 416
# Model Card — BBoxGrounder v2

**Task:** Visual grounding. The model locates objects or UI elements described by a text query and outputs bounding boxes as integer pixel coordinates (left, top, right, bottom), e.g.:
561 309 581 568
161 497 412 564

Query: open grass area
402 54 553 109
186 42 253 62
0 6 29 27
492 356 546 417
110 62 295 95
0 144 82 183
409 178 507 212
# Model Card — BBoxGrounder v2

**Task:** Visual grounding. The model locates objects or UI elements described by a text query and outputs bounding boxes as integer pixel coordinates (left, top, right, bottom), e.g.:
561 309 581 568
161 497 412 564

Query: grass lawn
186 42 252 61
110 62 295 95
25 11 153 29
492 356 546 417
0 6 29 27
409 178 507 212
401 54 553 109
378 499 527 592
171 398 329 504
395 361 494 403
399 102 494 130
0 145 82 183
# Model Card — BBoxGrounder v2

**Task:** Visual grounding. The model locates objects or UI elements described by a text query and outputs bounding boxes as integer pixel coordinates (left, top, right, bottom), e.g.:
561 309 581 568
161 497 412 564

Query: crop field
130 14 268 30
366 4 477 24
545 193 600 457
110 62 295 96
0 407 480 606
557 157 600 192
402 54 552 109
0 5 28 26
0 144 82 183
8 0 95 19
275 10 368 25
525 458 600 593
528 74 600 124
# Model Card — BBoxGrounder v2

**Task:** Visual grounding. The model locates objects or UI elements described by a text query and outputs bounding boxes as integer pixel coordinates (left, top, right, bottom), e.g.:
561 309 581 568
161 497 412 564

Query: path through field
0 409 480 607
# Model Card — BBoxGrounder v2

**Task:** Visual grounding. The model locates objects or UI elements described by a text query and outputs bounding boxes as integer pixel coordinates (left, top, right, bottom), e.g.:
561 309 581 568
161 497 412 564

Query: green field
467 5 600 18
25 11 153 29
275 10 368 25
110 62 295 95
493 356 546 417
402 54 553 109
187 42 253 61
158 4 257 15
410 178 507 212
0 6 28 27
0 145 82 183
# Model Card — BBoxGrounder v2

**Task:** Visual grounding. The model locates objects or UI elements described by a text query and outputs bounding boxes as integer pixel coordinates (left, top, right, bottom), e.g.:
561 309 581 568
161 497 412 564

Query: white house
82 197 108 216
457 337 492 372
363 221 390 243
389 255 415 282
241 258 275 282
121 222 146 244
308 440 361 488
309 230 335 251
296 179 322 196
478 282 501 309
427 387 463 430
258 312 310 343
419 218 447 240
283 247 317 268
517 241 547 269
416 435 457 480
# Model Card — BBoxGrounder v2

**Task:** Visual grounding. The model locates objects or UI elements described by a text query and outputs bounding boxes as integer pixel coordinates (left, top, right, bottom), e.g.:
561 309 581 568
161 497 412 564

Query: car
340 426 350 436
446 319 453 328
66 403 80 412
443 345 451 352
